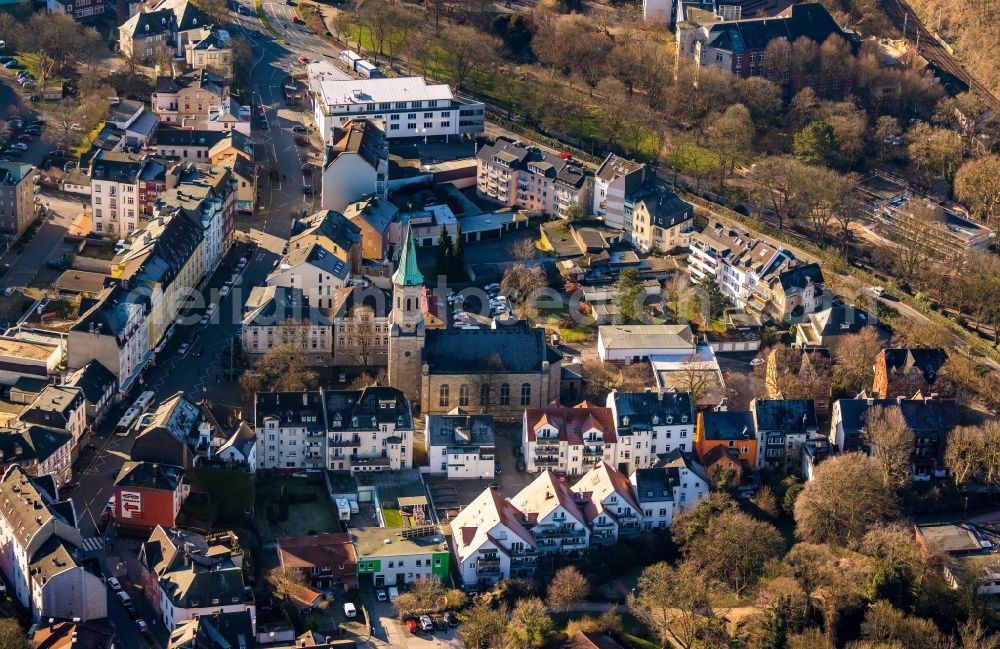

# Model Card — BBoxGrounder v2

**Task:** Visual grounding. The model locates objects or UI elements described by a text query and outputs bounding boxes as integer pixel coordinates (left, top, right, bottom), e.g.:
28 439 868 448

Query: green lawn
382 507 404 527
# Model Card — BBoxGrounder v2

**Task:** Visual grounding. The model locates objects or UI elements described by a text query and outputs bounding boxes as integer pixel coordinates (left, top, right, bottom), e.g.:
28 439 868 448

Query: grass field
256 476 337 541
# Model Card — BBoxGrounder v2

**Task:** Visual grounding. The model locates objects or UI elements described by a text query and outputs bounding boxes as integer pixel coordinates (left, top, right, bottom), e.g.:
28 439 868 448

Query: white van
388 586 399 602
343 602 357 618
349 500 359 514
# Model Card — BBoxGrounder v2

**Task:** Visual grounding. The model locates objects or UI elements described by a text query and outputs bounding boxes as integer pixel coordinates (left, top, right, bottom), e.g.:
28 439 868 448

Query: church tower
387 226 426 405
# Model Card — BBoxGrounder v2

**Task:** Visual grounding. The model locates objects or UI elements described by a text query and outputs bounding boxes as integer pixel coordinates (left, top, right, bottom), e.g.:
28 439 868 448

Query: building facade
0 163 35 237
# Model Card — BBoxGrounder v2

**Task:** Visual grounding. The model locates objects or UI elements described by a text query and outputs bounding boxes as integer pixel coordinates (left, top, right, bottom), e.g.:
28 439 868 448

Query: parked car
199 313 210 326
419 615 434 633
749 358 765 367
512 445 522 457
63 161 76 172
116 591 132 607
870 285 886 297
219 285 231 297
107 577 122 592
178 342 190 355
136 619 151 636
434 617 448 631
516 459 526 472
446 611 459 627
297 56 310 65
494 461 502 475
3 60 19 69
291 124 306 133
343 602 357 618
376 589 387 602
406 619 418 634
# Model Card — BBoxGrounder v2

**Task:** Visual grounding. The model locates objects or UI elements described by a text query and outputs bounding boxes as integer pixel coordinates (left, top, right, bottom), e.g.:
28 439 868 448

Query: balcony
477 564 501 575
477 559 501 569
329 434 361 447
307 430 325 437
582 447 603 457
535 457 559 467
534 527 586 540
351 456 391 467
535 440 560 451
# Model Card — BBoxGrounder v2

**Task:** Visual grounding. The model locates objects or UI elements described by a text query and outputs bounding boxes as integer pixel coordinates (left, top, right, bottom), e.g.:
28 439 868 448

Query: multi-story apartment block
118 0 211 61
694 409 757 471
630 449 711 530
0 466 107 622
183 27 234 80
476 138 593 218
451 487 537 589
320 118 389 212
139 526 253 631
593 154 647 233
521 401 616 476
155 162 235 276
510 471 591 556
20 385 86 449
137 158 169 218
89 151 145 237
254 386 414 473
606 391 695 473
629 187 695 253
426 410 495 479
675 3 851 79
152 69 247 132
242 286 332 361
0 163 36 237
570 460 642 545
751 398 817 471
871 348 947 399
68 283 150 392
0 424 73 487
47 0 104 21
308 62 483 142
208 131 256 213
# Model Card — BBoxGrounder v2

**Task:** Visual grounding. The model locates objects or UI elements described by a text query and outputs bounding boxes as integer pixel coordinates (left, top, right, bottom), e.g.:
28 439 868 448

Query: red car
406 620 417 634
256 104 265 116
291 14 300 22
17 134 32 142
297 56 310 65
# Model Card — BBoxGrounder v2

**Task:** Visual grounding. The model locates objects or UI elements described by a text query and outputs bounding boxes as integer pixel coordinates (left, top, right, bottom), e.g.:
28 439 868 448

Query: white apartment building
630 449 711 529
593 154 647 234
509 471 591 556
154 163 234 278
307 64 485 143
89 151 146 238
606 391 695 474
320 118 389 213
451 487 537 589
571 460 643 545
254 386 414 473
68 283 151 392
521 402 616 476
0 466 107 622
426 410 495 479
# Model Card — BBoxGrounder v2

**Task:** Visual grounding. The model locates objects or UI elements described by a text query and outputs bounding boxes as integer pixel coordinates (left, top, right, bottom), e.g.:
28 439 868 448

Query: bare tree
510 238 537 262
630 560 711 649
861 405 915 490
955 155 1000 223
685 508 784 597
833 327 885 394
438 25 499 90
547 566 589 611
501 264 548 319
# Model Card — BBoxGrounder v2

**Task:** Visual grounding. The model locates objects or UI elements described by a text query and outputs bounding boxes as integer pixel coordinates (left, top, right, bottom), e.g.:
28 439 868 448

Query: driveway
361 590 463 649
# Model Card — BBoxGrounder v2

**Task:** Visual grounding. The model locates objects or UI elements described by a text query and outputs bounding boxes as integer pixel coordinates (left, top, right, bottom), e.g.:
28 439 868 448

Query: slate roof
633 466 677 503
879 348 946 381
168 611 255 649
242 286 314 327
611 391 694 433
566 632 627 649
254 391 325 430
805 306 887 339
699 409 756 441
277 242 350 281
0 424 72 466
426 409 495 448
156 127 227 149
634 188 693 229
67 360 117 405
423 325 560 374
292 210 363 254
0 465 74 549
70 284 150 346
344 196 398 235
132 211 204 286
777 262 825 292
115 461 185 491
208 129 254 159
325 118 387 171
140 526 249 610
0 162 31 185
325 385 412 431
752 398 817 434
154 69 225 97
89 150 144 183
704 3 851 54
655 447 711 484
836 397 960 435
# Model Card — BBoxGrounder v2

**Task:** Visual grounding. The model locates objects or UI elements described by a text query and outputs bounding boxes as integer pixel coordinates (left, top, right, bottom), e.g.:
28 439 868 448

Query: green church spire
392 224 424 286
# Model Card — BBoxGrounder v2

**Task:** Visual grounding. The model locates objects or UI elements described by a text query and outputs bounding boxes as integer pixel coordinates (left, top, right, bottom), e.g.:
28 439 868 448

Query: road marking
81 537 104 552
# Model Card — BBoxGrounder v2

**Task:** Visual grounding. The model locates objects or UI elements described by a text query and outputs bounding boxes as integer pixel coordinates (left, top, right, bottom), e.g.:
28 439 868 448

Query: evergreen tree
615 268 644 323
760 596 790 649
450 229 468 281
436 225 452 279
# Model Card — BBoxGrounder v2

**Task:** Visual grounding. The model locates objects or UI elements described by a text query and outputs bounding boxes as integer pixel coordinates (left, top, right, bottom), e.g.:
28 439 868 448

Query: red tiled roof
524 402 615 445
277 533 357 580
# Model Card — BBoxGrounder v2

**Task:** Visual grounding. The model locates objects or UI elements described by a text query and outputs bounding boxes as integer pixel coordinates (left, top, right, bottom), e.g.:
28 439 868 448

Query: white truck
336 498 351 521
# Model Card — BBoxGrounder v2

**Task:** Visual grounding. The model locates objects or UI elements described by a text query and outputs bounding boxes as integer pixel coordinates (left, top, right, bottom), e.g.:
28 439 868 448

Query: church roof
392 225 424 286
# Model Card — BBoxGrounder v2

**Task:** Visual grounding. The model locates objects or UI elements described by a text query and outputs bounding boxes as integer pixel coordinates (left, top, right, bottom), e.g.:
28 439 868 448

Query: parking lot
361 592 464 649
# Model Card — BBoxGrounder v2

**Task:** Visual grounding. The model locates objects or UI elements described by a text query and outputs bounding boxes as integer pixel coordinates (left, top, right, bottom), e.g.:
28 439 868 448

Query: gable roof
423 324 560 374
510 470 587 527
523 402 615 444
115 461 185 491
611 391 694 432
277 532 356 575
879 348 947 380
704 2 851 53
777 262 824 292
0 424 72 467
67 360 117 404
450 486 535 561
325 118 387 172
836 397 960 436
571 460 641 523
599 324 696 351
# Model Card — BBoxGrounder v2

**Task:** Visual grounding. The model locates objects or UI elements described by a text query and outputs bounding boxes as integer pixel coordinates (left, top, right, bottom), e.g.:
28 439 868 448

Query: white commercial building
307 64 485 142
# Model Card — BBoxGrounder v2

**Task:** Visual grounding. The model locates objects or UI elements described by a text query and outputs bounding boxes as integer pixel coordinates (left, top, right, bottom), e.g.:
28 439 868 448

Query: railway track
881 0 1000 114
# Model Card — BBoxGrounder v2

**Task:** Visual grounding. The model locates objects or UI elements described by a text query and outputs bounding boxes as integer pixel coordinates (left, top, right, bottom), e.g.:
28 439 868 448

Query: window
407 123 416 130
423 122 433 128
439 384 450 407
389 124 399 131
407 113 416 119
520 383 531 406
459 384 470 407
424 112 433 118
480 384 490 406
499 383 510 406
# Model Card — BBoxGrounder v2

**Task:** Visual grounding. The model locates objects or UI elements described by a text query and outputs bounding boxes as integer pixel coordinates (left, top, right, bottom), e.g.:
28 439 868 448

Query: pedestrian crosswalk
81 537 104 553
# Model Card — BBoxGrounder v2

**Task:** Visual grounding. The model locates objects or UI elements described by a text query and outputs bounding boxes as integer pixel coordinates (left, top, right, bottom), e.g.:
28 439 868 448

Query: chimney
303 393 308 406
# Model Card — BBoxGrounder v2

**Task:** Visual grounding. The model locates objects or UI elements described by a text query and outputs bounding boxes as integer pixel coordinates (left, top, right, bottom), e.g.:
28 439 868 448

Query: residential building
241 286 331 361
592 154 647 233
597 324 696 364
675 3 852 79
184 27 233 80
831 396 958 480
0 424 73 487
766 263 825 321
117 209 205 352
151 69 227 127
509 471 590 555
113 461 190 534
47 0 104 21
154 162 235 276
269 210 363 303
858 171 995 260
344 197 398 262
751 398 817 471
67 284 151 392
137 158 169 218
686 221 748 285
118 0 211 61
254 386 414 473
277 533 358 592
566 633 627 649
764 346 832 414
913 523 1000 597
65 360 118 427
872 348 947 399
320 118 389 213
307 66 485 142
129 392 200 467
394 203 459 248
0 465 107 622
795 306 890 352
138 526 254 631
352 526 450 586
155 128 227 162
701 445 745 485
571 460 643 545
89 151 146 237
521 401 616 476
629 188 695 254
475 137 593 218
19 385 86 448
450 487 537 589
607 391 696 474
801 435 834 481
0 163 36 237
28 619 113 649
426 409 495 479
694 409 757 470
0 336 62 385
103 99 160 150
630 449 711 529
208 131 255 213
